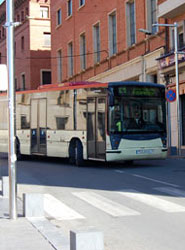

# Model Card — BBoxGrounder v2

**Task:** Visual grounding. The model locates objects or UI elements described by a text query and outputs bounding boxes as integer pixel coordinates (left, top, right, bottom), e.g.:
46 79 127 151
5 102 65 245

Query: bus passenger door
31 99 47 155
87 97 106 160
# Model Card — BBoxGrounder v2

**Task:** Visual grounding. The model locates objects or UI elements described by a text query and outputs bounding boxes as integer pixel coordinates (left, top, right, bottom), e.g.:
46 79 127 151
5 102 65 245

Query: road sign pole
174 23 181 156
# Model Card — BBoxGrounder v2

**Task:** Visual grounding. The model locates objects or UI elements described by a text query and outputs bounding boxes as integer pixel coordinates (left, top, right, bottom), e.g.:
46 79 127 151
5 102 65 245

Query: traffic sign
166 89 176 102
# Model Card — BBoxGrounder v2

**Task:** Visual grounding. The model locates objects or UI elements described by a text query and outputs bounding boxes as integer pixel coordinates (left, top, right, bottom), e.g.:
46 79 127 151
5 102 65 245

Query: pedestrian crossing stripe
72 191 140 217
43 187 185 221
118 189 185 213
44 194 85 220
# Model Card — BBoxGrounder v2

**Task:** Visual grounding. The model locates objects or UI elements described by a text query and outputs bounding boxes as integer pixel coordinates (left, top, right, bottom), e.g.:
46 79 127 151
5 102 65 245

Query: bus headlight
110 136 121 150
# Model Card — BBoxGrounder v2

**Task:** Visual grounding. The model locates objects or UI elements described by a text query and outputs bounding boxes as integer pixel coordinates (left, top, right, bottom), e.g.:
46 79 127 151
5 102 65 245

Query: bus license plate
136 149 154 155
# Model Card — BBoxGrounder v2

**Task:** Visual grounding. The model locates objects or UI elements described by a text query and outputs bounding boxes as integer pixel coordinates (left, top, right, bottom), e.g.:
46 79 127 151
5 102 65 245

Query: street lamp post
153 23 181 156
5 0 17 219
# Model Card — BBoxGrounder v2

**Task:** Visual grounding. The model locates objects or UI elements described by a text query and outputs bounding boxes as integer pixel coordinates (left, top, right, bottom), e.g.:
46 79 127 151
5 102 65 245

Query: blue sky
0 0 4 4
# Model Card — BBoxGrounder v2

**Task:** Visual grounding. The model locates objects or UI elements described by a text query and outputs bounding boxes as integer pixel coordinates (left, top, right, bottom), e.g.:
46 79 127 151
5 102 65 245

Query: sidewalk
0 197 55 250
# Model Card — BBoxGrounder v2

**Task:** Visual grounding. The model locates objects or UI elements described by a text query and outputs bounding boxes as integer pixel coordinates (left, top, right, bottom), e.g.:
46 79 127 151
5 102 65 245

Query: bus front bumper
106 148 168 162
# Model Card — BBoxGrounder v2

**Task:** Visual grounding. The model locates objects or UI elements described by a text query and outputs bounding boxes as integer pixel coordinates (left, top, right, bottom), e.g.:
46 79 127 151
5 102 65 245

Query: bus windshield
109 96 166 134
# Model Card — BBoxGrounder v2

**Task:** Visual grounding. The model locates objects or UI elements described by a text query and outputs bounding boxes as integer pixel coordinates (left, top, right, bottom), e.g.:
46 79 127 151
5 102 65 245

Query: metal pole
174 23 181 156
6 0 17 219
153 22 182 156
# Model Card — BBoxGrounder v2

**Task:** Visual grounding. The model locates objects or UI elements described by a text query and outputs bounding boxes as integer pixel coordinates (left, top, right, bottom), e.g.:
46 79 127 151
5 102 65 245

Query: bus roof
0 81 165 96
108 81 165 88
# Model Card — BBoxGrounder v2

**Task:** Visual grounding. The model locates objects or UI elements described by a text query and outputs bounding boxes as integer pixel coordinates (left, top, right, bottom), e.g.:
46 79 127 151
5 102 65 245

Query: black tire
69 141 75 164
74 140 84 166
16 138 22 161
69 140 84 166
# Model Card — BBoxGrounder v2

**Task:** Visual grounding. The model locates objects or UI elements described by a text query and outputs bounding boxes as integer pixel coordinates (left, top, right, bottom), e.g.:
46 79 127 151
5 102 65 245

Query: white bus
0 81 167 165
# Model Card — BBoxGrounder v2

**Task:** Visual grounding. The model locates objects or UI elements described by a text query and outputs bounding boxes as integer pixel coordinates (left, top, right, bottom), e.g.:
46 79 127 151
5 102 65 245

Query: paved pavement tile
0 218 54 250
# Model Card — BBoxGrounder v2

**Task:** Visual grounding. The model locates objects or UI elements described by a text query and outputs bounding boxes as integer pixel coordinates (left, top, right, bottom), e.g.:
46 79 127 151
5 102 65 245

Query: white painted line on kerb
72 191 140 217
118 189 185 213
132 174 180 188
154 187 185 197
44 194 85 220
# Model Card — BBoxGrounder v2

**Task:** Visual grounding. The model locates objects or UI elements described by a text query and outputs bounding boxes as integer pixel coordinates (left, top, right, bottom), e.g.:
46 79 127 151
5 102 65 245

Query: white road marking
154 187 185 197
118 189 185 213
132 174 180 188
44 194 85 220
115 170 125 174
72 191 140 217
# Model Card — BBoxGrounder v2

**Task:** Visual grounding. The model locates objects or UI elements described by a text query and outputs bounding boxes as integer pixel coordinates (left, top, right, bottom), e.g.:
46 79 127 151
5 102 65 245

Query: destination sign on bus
116 86 162 97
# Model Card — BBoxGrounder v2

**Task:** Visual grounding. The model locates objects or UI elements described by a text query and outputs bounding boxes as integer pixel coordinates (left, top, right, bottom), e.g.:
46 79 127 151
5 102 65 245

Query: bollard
2 176 9 198
70 228 104 250
23 193 44 218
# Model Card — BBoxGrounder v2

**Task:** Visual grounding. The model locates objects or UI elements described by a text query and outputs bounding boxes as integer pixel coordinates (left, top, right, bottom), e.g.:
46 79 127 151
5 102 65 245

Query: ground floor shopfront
158 51 185 155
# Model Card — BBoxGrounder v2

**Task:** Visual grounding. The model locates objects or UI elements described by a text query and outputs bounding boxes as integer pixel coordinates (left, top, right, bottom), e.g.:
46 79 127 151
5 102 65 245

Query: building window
25 7 29 16
14 42 16 56
109 12 117 56
170 22 185 50
57 9 62 25
15 78 17 91
21 11 24 21
151 0 157 33
21 74 25 90
21 36 24 50
40 6 49 18
179 32 184 49
68 42 74 77
178 21 185 49
93 23 101 63
17 14 20 22
57 50 62 82
2 27 5 37
43 32 51 47
80 33 86 70
147 0 157 33
79 0 85 7
42 71 51 85
67 0 72 17
126 1 136 46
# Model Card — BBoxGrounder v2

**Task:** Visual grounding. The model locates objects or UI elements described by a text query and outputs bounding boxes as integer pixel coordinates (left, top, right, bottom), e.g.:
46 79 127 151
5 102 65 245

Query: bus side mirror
108 94 114 106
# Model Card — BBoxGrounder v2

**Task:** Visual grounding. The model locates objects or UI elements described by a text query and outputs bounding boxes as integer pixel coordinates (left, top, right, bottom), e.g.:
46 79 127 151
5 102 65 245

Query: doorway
87 97 106 160
31 98 47 155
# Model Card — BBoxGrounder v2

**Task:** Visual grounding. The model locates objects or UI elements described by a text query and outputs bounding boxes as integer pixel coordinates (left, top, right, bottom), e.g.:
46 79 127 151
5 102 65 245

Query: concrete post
2 176 9 198
70 228 104 250
23 193 44 218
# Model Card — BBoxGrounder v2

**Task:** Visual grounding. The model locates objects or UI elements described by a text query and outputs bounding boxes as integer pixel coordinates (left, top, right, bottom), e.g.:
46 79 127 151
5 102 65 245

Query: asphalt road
1 155 185 250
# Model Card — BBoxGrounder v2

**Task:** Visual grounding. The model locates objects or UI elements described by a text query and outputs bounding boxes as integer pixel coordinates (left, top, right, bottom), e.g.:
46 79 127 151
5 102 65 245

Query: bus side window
21 115 30 129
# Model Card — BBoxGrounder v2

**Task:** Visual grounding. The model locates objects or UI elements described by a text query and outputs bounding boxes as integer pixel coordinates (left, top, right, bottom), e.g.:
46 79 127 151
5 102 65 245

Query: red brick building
0 0 51 90
158 0 185 154
51 0 166 85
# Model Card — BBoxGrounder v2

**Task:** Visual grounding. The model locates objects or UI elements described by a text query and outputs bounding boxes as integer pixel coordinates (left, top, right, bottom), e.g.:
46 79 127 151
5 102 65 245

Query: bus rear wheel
69 140 84 166
16 137 22 161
